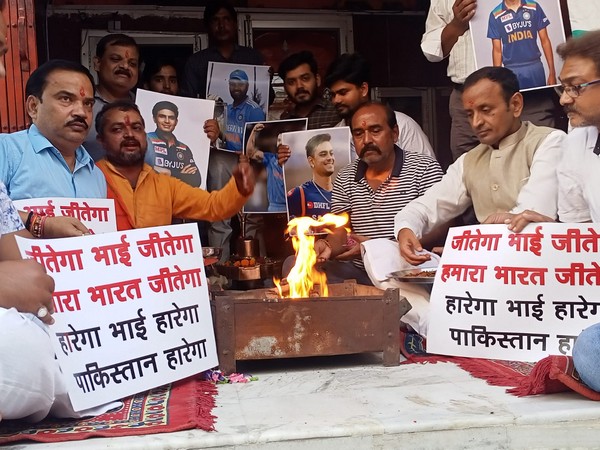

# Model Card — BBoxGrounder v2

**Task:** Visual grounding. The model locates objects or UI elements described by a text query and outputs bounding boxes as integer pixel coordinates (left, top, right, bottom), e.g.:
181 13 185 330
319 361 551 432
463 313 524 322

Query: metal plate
387 269 436 284
202 247 222 266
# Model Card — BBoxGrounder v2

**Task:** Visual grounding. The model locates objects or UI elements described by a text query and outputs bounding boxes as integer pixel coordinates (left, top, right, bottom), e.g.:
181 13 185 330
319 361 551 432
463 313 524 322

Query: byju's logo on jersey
505 23 513 33
501 13 513 22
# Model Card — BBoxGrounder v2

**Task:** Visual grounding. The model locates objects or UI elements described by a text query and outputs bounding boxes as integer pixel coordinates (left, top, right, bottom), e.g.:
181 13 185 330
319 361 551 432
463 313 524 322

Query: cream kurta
394 122 565 238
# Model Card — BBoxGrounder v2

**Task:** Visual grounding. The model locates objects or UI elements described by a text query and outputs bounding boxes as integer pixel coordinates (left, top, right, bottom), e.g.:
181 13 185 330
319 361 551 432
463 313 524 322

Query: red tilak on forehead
124 114 131 126
361 120 366 127
125 50 130 59
79 87 85 97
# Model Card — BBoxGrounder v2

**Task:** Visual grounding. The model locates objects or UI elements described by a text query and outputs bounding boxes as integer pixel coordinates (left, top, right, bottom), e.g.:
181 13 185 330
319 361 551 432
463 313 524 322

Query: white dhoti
362 239 439 336
0 307 119 422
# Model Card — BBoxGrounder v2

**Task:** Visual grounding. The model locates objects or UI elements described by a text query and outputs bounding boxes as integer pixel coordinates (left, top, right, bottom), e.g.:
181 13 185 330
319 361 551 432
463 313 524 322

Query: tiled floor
7 353 600 449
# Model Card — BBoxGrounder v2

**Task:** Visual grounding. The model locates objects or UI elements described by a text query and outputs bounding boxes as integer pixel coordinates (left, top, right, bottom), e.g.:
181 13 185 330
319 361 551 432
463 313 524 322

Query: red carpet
400 331 600 400
0 377 217 445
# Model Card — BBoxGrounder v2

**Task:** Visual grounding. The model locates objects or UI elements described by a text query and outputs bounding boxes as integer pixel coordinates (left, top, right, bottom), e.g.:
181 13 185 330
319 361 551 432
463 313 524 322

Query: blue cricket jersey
224 98 266 152
287 180 331 219
487 0 550 66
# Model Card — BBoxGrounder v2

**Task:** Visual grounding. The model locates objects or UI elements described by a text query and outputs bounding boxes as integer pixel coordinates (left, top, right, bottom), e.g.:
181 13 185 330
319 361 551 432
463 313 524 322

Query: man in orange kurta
94 100 254 231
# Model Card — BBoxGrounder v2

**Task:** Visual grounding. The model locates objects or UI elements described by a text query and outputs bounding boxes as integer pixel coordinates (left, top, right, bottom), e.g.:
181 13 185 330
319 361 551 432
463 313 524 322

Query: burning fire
275 213 349 299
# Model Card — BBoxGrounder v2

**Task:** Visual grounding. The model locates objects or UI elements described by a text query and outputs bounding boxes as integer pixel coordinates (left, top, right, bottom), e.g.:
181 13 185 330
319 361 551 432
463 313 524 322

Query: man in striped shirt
314 102 443 284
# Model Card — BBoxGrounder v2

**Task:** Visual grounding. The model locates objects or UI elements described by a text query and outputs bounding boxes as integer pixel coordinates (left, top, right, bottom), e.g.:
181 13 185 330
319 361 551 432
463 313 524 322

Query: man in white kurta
0 181 95 422
387 66 564 336
546 30 600 393
556 126 600 223
0 188 117 422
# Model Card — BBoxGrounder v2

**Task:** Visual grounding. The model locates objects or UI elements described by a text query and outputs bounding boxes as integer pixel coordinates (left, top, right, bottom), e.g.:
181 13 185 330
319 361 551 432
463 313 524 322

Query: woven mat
400 331 600 400
0 377 217 445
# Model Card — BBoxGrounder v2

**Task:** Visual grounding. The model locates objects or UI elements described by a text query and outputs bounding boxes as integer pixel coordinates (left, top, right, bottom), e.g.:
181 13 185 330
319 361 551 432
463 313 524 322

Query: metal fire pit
210 282 411 373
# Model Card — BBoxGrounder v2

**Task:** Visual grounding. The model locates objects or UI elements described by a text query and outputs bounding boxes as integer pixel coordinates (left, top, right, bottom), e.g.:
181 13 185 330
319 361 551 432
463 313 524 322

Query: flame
275 213 349 299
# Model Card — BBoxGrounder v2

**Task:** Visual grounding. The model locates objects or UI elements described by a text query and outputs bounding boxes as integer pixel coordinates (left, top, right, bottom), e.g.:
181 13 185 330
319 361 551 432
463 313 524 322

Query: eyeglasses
554 79 600 98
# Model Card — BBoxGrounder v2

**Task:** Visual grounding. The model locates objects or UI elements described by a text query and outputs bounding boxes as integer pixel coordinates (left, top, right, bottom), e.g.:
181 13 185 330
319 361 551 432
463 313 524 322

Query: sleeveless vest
463 122 554 222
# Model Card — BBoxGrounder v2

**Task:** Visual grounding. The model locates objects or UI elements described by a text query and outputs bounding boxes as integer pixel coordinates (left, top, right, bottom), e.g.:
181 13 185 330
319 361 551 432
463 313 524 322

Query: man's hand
44 216 91 238
181 164 198 174
233 155 255 197
451 0 477 32
314 239 332 262
336 233 369 260
506 210 555 233
397 228 431 265
0 260 55 325
277 144 291 166
482 212 514 225
204 119 220 143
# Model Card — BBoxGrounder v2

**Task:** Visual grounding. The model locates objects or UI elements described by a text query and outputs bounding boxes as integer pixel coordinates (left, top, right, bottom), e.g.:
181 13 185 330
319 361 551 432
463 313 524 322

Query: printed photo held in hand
136 89 213 190
15 224 218 411
242 118 308 213
469 0 566 90
279 127 352 220
206 61 270 152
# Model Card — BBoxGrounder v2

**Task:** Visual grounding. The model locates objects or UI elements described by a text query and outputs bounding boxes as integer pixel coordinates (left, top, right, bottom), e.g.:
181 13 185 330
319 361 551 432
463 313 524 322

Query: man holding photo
181 0 267 262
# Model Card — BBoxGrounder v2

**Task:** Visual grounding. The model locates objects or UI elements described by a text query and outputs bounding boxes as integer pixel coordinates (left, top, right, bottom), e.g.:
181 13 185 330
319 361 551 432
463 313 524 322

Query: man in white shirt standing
422 0 558 161
324 52 436 160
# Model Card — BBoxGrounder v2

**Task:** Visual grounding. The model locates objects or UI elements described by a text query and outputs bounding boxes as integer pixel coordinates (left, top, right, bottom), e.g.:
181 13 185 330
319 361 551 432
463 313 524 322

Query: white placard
13 197 117 234
427 223 600 362
16 223 217 411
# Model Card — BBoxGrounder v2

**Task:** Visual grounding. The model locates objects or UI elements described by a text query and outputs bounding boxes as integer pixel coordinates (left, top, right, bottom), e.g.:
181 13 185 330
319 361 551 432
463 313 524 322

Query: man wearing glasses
552 29 600 396
508 32 600 224
505 31 600 394
552 30 600 225
505 30 600 232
